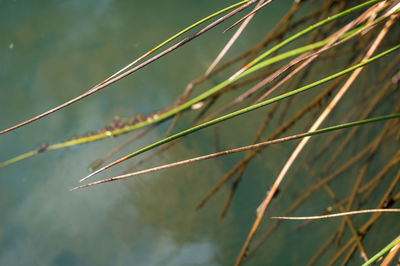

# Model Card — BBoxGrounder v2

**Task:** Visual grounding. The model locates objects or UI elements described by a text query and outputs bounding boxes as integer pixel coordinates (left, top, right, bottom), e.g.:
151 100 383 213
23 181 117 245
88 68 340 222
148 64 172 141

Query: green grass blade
72 113 400 190
82 44 400 180
147 0 253 55
0 0 254 136
362 236 400 266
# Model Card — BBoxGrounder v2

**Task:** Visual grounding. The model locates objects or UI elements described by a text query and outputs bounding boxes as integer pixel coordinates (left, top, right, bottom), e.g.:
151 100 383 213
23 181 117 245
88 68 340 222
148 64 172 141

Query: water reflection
0 148 223 266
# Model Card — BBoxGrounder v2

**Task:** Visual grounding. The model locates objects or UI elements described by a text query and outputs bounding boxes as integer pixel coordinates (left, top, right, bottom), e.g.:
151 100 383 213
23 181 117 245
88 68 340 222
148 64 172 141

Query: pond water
1 1 399 265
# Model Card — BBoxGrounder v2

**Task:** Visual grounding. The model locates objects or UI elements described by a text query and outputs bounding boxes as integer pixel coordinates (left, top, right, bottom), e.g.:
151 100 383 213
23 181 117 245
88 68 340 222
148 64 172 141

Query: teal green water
1 1 399 266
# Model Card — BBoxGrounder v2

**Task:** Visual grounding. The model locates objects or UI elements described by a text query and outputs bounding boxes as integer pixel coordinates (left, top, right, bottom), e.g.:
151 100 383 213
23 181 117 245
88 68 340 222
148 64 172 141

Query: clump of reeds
1 0 399 265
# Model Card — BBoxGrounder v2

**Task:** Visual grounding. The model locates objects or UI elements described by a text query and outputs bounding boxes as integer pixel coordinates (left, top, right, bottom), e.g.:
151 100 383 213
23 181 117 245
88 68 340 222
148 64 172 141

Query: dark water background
1 1 399 265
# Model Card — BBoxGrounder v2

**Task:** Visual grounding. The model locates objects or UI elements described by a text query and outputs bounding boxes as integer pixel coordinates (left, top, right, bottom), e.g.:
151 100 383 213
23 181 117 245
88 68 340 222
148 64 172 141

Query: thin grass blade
72 113 399 189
